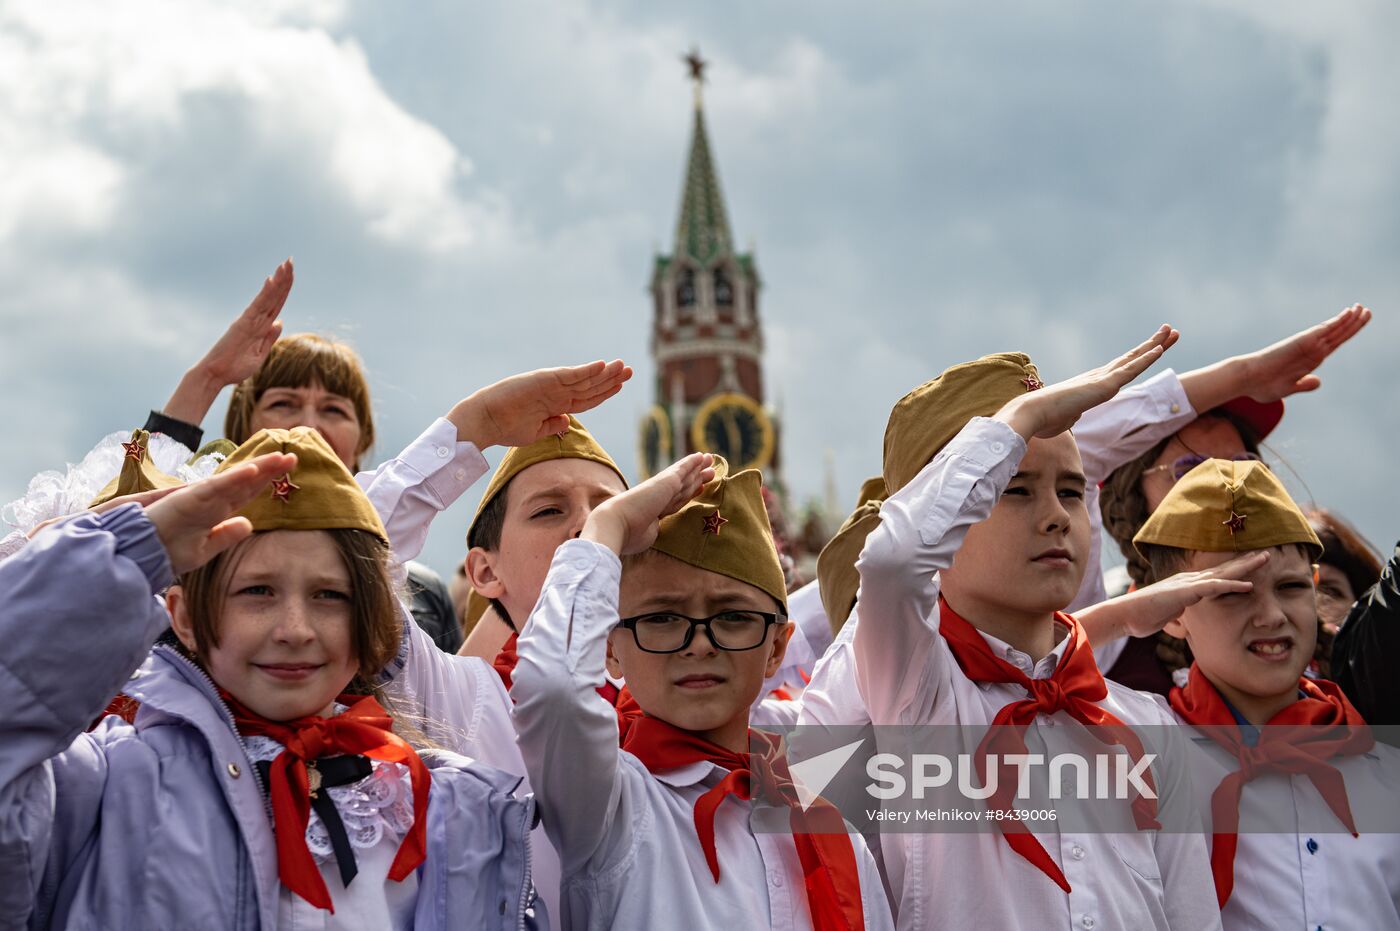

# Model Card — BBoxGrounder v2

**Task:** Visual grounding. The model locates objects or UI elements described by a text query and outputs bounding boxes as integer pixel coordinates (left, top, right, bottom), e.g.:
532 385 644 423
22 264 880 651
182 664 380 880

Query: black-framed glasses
617 610 785 654
1144 451 1261 483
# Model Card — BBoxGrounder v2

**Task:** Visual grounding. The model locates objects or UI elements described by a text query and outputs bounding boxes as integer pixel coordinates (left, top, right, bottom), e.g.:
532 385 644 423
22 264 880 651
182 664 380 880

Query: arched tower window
713 268 733 306
676 268 696 308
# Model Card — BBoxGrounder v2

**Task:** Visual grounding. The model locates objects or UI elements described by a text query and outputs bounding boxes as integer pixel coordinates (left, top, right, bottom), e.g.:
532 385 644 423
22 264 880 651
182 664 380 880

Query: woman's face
249 381 363 471
1140 416 1249 513
1315 563 1357 634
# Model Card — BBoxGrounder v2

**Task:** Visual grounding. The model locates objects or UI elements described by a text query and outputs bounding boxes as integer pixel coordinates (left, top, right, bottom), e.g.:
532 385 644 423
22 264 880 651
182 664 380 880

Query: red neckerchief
222 690 431 912
622 715 867 931
492 632 520 689
1168 665 1373 907
495 631 623 705
937 596 1160 893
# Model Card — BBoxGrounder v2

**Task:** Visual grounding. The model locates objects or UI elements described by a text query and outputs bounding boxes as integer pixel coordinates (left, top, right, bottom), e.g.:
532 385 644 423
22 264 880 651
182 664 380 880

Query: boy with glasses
512 454 895 930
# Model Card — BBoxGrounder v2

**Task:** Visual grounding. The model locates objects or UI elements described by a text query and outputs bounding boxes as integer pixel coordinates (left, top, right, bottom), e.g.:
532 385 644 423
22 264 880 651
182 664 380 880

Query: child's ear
465 547 506 600
1163 616 1188 640
166 584 200 654
605 631 624 679
764 622 795 678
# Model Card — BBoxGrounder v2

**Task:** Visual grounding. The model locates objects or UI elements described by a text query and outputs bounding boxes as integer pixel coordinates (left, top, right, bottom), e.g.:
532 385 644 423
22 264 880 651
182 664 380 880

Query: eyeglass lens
633 612 770 652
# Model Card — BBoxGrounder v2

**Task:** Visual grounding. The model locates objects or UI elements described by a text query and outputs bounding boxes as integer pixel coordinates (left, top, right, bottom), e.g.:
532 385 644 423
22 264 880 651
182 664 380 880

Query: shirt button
227 763 241 778
770 871 784 888
1170 403 1182 414
454 468 467 481
1081 916 1095 930
436 446 450 459
1306 838 1319 855
1071 844 1086 860
991 442 1006 453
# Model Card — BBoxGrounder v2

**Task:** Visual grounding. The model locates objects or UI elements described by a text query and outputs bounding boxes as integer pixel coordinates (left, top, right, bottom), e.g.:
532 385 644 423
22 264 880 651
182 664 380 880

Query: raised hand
447 360 633 449
161 259 294 426
1239 304 1371 403
996 325 1179 441
1078 551 1265 646
583 453 715 556
145 452 296 574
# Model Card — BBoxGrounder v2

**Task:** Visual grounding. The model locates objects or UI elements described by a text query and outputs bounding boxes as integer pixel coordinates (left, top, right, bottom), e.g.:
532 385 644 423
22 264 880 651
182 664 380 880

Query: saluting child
835 330 1220 930
511 453 895 931
0 428 540 929
461 416 628 688
1133 459 1400 929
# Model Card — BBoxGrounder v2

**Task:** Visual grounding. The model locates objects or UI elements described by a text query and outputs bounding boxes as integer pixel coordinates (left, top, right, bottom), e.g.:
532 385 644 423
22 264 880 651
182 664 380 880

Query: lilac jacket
0 506 541 930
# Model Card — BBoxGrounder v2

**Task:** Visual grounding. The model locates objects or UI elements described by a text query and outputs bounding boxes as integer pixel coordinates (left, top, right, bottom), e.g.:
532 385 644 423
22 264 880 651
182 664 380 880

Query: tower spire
674 47 732 265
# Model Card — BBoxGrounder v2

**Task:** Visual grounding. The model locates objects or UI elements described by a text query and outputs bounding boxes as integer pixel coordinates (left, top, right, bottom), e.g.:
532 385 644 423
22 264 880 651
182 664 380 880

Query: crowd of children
1 261 1394 930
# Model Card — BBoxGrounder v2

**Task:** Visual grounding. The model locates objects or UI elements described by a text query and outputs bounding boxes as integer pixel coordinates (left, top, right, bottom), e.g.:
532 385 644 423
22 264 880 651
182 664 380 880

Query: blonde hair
224 333 375 470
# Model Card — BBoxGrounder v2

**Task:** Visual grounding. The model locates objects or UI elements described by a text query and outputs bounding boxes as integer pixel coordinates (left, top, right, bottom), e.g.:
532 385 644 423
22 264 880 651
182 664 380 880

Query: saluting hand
996 325 1179 441
1238 303 1371 404
160 259 293 426
145 452 296 574
583 453 715 556
447 360 633 449
1078 551 1266 646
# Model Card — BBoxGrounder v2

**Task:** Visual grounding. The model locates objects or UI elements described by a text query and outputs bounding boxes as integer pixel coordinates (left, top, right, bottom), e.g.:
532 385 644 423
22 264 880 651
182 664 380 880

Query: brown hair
177 528 401 690
1307 508 1383 601
224 333 375 471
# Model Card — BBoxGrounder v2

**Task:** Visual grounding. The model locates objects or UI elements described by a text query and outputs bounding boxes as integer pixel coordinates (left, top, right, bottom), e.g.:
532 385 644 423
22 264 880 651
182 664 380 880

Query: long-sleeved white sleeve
511 539 630 874
1069 370 1195 666
852 416 1024 726
355 417 488 582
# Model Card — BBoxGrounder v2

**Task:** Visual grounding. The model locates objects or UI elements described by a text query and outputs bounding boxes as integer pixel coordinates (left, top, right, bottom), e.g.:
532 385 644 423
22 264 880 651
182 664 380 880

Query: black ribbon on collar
256 754 375 888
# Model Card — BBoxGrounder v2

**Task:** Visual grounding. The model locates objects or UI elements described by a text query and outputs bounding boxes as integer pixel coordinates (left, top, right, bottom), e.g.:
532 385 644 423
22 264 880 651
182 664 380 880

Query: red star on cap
270 474 300 503
1021 375 1044 391
1222 511 1247 535
121 439 144 461
702 511 728 535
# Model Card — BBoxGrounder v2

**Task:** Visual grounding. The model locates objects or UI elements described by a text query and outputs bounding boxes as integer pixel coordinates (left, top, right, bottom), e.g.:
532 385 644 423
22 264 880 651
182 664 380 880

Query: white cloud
0 0 500 254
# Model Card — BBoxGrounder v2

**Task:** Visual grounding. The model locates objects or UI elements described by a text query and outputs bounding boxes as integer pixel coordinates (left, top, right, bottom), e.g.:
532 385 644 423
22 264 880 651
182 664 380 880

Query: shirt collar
638 758 722 789
976 620 1071 681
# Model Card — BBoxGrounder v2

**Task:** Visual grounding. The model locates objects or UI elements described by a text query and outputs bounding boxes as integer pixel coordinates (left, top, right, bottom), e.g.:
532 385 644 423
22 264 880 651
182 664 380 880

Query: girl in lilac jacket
0 430 542 930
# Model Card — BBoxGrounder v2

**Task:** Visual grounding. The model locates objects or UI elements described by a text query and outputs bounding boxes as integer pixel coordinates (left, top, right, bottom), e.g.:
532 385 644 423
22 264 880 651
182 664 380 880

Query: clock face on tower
691 392 775 472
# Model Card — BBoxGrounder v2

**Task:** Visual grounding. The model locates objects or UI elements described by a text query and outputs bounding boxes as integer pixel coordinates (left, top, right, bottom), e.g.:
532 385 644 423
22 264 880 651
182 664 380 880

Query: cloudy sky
3 0 1396 579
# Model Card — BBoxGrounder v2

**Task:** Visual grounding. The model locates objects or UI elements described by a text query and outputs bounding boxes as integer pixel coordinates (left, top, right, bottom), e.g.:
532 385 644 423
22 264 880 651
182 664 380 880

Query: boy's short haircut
1138 542 1193 586
466 478 514 628
468 479 510 552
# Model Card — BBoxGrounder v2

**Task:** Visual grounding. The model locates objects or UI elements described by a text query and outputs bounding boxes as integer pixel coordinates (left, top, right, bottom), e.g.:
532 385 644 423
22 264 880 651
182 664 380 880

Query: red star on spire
1021 375 1044 392
702 510 728 535
121 439 144 461
270 474 300 503
1222 511 1247 535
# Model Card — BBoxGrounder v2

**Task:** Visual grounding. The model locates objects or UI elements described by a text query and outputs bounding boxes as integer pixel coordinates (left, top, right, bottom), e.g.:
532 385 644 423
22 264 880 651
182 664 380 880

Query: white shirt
798 369 1197 734
1158 700 1400 931
823 415 1220 931
511 539 896 931
355 417 560 922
